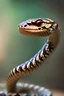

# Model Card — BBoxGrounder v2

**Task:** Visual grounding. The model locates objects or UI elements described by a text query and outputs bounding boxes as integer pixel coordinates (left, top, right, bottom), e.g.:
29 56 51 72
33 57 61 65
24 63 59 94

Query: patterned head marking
18 18 58 36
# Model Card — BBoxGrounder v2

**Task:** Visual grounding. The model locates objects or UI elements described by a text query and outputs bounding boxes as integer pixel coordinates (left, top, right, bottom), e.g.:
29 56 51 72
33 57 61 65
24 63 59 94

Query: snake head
18 18 58 36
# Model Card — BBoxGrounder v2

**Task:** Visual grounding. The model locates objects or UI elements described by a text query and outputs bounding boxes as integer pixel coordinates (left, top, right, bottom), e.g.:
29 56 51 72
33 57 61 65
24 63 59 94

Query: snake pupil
35 21 42 26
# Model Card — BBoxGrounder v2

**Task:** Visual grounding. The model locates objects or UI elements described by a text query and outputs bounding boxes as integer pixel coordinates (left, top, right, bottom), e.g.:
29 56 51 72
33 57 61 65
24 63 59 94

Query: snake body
0 18 60 96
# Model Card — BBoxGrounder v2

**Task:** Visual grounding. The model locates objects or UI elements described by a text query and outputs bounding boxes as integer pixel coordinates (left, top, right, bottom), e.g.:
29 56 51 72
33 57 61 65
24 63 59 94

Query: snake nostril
24 24 27 27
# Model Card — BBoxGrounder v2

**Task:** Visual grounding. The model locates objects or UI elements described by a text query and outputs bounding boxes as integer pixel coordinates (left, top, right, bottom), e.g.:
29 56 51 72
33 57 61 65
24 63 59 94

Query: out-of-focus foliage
0 0 64 90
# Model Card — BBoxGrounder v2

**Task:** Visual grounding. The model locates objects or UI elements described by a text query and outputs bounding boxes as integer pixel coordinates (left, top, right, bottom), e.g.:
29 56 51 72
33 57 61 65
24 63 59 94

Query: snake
0 18 60 96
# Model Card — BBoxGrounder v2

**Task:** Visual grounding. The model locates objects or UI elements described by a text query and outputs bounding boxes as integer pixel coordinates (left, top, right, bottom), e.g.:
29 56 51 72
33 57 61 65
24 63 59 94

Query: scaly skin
0 18 61 96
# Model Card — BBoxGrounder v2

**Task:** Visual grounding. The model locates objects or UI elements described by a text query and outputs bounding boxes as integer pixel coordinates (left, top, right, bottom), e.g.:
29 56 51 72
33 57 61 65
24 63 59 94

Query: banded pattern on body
1 18 60 96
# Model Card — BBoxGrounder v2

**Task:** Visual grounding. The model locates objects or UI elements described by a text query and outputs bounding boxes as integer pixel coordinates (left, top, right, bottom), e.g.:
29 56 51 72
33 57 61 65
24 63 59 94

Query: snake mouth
18 26 50 36
18 25 46 36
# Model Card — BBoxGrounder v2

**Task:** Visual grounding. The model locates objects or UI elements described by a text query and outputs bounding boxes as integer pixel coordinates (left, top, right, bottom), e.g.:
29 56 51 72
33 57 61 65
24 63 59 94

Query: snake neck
49 26 60 48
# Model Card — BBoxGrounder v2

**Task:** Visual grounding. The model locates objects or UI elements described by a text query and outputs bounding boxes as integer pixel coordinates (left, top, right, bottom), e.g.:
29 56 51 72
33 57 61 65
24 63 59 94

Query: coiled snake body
0 18 60 96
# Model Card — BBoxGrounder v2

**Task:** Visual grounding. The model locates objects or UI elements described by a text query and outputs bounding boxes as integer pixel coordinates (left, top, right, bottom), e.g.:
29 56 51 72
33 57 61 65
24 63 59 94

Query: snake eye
35 20 42 26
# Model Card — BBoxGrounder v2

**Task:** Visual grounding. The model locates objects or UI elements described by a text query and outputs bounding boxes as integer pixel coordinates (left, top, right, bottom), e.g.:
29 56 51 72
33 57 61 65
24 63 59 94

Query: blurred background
0 0 64 95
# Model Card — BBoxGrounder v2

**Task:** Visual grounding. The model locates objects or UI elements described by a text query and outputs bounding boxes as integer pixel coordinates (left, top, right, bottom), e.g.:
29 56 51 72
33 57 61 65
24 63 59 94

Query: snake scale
0 18 60 96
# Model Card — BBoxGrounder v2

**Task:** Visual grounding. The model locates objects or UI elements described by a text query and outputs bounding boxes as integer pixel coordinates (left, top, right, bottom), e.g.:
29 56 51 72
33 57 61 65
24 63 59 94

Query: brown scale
24 64 30 72
30 61 36 69
19 66 26 74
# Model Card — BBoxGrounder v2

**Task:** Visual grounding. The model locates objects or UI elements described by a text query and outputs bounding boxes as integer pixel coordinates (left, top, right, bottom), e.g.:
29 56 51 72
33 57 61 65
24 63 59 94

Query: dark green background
0 0 64 91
